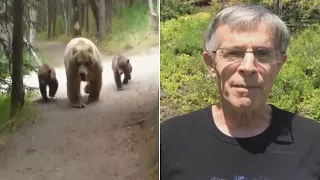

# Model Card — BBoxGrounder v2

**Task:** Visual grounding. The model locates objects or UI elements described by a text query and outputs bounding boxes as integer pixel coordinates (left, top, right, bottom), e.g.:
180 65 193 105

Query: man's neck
211 103 272 138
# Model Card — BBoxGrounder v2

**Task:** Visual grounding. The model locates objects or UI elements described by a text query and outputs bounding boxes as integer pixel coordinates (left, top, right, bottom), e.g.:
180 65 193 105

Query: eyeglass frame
211 47 286 64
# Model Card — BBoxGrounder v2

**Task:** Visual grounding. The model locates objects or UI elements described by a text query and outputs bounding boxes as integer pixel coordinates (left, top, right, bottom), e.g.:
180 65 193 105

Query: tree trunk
29 3 37 45
67 0 72 35
60 0 69 36
47 0 53 39
273 0 282 16
71 0 82 37
45 0 48 32
52 0 57 37
105 0 112 35
127 0 134 8
79 0 85 30
84 0 89 33
112 0 122 18
87 0 100 34
99 0 105 40
11 0 25 116
148 0 158 32
279 0 282 16
36 1 46 31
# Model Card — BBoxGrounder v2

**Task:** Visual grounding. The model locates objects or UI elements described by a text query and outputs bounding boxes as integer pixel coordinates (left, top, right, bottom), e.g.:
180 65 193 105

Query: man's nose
238 52 258 76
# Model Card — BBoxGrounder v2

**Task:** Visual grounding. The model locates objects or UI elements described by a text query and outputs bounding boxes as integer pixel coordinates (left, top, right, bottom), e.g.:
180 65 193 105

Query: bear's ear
71 48 77 56
127 59 130 64
88 47 93 53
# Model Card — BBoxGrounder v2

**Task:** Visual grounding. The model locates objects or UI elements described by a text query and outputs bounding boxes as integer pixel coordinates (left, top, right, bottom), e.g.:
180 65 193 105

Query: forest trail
0 40 159 180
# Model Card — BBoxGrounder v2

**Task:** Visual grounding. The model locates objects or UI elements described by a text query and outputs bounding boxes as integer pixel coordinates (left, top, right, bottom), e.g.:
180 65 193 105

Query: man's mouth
233 84 260 89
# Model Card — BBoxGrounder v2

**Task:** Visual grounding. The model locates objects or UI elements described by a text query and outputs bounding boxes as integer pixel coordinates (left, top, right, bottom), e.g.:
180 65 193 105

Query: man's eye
225 50 243 57
255 49 272 56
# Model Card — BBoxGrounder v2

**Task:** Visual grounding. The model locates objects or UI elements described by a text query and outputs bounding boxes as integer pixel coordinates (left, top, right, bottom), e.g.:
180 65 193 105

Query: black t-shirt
160 104 320 180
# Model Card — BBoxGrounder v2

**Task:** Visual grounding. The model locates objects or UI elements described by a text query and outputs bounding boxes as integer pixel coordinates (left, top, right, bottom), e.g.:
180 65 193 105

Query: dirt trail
0 40 159 180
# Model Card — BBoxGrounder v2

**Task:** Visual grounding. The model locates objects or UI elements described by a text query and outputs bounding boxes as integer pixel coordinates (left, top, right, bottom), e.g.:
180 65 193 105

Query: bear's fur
63 37 103 108
111 54 132 90
37 63 58 102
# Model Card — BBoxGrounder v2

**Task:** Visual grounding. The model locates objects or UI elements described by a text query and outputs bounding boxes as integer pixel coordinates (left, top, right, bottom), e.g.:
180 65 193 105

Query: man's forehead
216 23 274 48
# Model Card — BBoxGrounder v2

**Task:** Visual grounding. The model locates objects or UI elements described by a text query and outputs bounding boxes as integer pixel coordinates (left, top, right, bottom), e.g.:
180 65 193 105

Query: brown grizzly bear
111 54 132 90
63 37 103 108
37 63 59 102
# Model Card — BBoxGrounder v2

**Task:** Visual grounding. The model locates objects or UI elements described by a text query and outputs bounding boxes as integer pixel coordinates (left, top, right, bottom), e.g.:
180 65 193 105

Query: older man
160 4 320 180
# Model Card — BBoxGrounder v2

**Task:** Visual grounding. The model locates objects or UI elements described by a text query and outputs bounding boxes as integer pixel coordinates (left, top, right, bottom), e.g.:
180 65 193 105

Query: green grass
37 2 159 55
0 95 11 127
99 2 159 54
0 93 38 140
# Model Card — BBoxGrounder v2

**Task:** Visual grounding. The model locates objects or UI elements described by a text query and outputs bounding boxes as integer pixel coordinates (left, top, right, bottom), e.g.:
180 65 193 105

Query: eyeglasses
212 47 285 64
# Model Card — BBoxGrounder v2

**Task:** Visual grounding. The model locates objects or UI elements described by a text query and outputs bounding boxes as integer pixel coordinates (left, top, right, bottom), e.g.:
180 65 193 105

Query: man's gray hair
204 4 290 54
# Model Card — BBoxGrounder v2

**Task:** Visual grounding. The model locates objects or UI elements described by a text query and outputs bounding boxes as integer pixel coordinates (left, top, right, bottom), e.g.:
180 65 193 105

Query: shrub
286 24 320 88
268 63 314 113
161 12 211 56
161 12 219 113
160 49 219 113
282 0 320 24
160 0 200 22
298 89 320 121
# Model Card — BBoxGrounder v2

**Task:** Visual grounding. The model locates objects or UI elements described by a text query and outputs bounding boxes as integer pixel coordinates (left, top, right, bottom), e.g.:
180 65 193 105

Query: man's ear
203 50 216 78
277 53 287 69
281 53 287 65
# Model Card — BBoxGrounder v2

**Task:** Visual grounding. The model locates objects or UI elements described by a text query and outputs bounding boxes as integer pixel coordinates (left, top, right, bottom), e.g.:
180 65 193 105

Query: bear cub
37 63 59 102
112 54 132 90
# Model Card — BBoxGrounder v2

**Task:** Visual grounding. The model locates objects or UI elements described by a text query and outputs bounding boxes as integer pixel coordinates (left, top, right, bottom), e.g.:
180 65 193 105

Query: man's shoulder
271 104 320 134
292 113 320 135
161 106 211 135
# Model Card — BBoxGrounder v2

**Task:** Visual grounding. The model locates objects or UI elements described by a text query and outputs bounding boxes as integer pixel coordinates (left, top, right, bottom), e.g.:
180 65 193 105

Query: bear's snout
80 72 87 81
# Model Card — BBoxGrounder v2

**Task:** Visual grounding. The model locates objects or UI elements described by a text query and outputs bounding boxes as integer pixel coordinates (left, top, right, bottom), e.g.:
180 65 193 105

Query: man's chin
227 97 262 112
